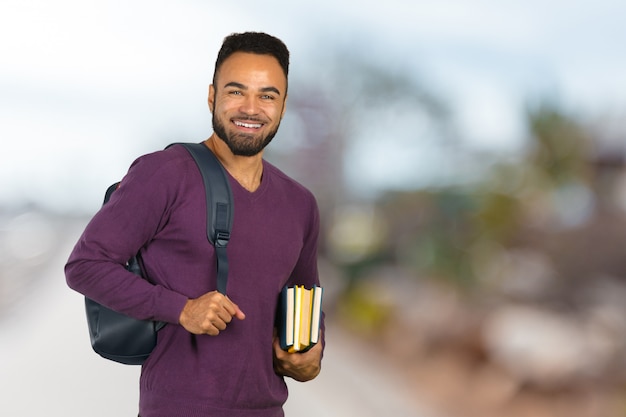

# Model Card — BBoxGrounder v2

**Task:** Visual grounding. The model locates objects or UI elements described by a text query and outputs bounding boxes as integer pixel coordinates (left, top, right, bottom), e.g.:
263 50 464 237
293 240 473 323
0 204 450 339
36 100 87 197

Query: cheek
266 101 285 118
215 96 240 111
211 100 230 117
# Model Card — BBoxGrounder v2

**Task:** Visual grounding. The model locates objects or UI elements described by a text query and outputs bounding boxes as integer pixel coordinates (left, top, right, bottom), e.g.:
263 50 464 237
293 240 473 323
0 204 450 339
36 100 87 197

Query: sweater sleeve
287 190 326 344
288 192 321 288
65 150 189 324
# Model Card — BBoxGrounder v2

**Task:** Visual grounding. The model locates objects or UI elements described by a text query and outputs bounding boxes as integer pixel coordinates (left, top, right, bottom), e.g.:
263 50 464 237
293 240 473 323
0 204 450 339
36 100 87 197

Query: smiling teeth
235 121 262 128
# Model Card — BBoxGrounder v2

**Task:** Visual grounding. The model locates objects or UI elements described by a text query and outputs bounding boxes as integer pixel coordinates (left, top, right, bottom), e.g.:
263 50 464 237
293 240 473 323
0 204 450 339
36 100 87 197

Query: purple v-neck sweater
65 143 323 416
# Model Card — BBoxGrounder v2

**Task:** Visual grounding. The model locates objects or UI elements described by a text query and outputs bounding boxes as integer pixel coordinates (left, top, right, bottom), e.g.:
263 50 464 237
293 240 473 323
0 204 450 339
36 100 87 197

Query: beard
212 113 280 157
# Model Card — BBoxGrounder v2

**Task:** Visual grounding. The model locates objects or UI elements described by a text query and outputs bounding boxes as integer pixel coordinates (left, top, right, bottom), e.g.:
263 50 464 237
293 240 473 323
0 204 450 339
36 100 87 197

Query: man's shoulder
133 142 192 165
116 143 201 199
129 143 196 176
263 160 315 199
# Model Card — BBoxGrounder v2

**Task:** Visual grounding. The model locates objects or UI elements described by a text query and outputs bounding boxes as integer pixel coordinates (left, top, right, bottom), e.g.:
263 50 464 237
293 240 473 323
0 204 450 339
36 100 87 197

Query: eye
261 94 275 100
229 90 243 96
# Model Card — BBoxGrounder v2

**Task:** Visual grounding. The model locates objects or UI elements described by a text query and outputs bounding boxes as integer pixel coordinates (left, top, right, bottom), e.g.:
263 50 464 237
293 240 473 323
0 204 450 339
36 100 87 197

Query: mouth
233 119 264 130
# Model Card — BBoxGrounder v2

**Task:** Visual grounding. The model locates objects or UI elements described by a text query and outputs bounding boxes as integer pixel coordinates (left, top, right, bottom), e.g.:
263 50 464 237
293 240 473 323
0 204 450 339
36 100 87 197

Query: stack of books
278 285 323 353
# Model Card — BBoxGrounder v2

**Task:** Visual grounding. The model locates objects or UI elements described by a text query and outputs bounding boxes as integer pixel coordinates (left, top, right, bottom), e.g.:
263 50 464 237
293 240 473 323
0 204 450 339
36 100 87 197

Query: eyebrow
223 81 282 96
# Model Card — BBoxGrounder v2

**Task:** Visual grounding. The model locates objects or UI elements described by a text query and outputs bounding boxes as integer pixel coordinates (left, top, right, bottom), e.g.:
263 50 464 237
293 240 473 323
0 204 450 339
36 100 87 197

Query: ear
208 84 215 112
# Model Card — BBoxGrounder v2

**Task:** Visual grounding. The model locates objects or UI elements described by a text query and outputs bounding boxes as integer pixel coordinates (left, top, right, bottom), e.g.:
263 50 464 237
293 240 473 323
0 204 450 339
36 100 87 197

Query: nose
239 95 260 115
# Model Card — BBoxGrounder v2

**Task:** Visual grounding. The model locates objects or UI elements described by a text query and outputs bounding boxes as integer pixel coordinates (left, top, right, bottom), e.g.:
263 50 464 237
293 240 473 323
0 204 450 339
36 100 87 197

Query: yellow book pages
310 286 323 344
289 286 303 353
284 285 323 353
299 288 313 349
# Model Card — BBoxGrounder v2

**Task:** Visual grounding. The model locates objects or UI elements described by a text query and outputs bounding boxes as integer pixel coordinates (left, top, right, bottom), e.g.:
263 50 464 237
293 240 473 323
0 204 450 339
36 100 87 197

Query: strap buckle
215 230 230 248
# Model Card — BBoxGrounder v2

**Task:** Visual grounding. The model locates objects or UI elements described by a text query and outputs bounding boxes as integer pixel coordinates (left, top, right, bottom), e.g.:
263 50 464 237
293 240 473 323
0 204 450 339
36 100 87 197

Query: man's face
209 52 287 157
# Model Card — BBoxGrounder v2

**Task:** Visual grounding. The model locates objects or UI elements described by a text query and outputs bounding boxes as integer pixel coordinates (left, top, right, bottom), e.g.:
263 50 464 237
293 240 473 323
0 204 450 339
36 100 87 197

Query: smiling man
210 53 286 160
206 50 288 190
65 32 324 417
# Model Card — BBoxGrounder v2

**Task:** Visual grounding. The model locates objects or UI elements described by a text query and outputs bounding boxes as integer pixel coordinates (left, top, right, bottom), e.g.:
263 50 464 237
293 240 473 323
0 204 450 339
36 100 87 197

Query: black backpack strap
167 142 233 295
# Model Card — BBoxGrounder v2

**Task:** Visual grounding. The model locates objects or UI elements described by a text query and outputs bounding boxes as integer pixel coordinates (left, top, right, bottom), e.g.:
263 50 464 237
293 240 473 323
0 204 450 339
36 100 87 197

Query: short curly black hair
212 32 290 87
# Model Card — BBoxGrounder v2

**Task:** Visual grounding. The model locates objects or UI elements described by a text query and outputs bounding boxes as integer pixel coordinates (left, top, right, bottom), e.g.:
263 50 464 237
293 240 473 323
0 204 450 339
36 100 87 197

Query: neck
203 136 264 192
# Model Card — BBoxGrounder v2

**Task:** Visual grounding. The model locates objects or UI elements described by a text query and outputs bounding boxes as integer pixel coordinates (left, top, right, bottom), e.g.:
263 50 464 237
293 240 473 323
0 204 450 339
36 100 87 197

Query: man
65 31 324 417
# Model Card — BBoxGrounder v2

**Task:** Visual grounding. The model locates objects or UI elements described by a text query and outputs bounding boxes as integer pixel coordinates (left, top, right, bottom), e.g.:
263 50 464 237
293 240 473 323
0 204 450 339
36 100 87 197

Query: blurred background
2 1 626 416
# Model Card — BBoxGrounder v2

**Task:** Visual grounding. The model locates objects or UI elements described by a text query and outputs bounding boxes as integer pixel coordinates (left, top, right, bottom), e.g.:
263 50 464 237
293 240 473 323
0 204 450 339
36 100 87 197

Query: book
298 287 312 348
310 285 323 345
279 286 295 349
278 285 323 353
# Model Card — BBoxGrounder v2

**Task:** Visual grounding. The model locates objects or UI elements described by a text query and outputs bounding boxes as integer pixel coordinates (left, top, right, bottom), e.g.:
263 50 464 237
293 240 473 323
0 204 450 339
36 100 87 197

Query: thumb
234 305 246 320
226 296 246 320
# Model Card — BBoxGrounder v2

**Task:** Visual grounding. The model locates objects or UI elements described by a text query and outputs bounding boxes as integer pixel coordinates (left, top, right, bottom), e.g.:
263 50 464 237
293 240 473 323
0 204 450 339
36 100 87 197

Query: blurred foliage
335 284 393 335
383 102 595 290
527 102 592 187
326 98 603 297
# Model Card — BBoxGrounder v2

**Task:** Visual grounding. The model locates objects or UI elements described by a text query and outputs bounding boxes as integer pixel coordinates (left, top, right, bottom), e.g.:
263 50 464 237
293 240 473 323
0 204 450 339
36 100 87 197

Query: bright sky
1 0 625 212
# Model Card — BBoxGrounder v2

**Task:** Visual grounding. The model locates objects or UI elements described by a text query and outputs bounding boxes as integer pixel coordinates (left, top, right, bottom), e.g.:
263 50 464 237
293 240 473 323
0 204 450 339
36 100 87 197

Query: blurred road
0 216 440 417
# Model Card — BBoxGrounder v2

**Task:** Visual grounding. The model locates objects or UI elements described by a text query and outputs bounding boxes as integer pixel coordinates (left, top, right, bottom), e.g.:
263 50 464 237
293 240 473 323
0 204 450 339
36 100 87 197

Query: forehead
216 52 287 91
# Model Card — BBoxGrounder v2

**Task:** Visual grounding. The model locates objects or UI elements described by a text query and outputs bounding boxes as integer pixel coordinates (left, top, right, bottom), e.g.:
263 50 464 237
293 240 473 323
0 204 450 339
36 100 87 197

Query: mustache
232 114 268 123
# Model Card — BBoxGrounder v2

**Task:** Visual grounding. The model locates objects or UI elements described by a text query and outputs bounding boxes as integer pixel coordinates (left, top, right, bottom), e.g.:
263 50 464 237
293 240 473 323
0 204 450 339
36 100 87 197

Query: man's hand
272 330 323 382
179 291 245 335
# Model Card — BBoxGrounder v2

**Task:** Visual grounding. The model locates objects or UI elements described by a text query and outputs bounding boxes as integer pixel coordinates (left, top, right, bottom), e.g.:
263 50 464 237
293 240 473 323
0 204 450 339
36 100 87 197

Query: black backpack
84 142 233 365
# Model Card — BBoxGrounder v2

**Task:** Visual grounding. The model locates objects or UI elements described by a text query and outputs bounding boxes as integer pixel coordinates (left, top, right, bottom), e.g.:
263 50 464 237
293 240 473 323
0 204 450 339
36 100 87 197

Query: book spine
310 285 323 344
279 286 294 350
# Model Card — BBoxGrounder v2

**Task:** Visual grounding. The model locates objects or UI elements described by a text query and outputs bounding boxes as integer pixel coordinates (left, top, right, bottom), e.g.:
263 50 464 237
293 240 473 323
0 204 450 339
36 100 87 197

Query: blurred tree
526 102 592 187
376 101 598 292
268 48 453 205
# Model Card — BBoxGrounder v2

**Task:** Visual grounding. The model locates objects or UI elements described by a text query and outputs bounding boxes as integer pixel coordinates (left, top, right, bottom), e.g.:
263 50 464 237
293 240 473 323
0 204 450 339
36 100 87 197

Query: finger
272 336 290 360
214 307 234 324
211 316 228 331
224 296 246 320
207 304 240 331
234 305 246 320
205 324 220 336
